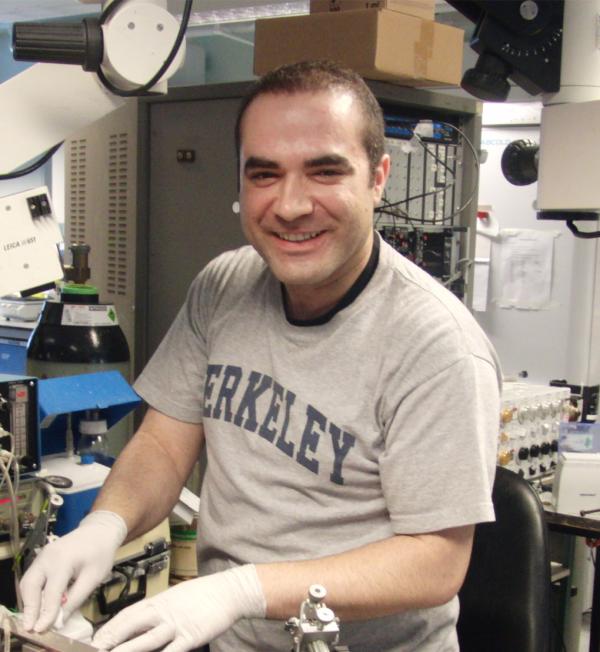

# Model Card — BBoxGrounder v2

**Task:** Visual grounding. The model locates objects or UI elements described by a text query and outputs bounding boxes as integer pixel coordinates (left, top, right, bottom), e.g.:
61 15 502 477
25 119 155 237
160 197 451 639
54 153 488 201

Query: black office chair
457 466 551 652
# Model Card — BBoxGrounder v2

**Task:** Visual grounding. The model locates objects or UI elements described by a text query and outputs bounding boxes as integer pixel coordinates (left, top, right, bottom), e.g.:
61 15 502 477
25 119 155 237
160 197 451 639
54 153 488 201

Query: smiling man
238 85 387 321
20 61 501 652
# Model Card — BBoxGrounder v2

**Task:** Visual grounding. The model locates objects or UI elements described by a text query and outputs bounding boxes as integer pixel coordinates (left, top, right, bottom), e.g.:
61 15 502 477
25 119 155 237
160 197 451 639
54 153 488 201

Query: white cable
13 452 20 511
0 455 18 555
0 429 21 532
0 429 14 493
0 454 23 611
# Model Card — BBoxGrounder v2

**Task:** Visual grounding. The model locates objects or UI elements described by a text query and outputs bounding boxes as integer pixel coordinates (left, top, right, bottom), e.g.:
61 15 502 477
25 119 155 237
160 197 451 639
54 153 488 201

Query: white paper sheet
473 259 490 312
496 229 558 309
472 210 496 312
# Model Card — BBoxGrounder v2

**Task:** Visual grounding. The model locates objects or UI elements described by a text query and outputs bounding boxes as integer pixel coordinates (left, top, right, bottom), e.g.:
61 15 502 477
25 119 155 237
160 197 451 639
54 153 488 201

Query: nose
273 175 313 222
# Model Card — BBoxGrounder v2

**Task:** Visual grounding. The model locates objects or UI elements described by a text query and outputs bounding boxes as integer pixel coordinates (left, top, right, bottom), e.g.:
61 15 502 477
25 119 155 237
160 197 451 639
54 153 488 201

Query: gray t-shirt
135 236 501 652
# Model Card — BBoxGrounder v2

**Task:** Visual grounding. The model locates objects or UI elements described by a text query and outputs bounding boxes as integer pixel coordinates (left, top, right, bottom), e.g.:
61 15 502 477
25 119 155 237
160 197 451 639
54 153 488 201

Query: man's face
238 89 390 318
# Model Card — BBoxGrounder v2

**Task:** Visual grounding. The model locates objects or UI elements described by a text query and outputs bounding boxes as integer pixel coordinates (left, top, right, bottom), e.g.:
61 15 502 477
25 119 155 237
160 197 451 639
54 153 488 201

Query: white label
61 304 119 327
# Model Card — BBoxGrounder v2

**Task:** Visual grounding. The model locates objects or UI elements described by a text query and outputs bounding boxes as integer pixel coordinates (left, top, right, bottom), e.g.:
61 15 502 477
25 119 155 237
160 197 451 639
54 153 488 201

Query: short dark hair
235 60 386 184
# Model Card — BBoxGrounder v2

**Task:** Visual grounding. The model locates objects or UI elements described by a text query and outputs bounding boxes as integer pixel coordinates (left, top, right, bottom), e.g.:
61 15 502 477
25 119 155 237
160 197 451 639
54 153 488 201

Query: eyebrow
243 154 354 174
305 155 354 171
243 156 279 174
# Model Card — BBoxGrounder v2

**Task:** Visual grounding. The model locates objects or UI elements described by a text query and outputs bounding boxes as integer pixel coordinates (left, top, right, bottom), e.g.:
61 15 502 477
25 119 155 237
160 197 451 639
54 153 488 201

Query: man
21 60 501 652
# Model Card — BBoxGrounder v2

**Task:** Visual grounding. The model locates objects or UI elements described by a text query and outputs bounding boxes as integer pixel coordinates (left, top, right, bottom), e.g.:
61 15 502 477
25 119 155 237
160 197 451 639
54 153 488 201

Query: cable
376 120 479 296
375 197 424 230
100 0 127 23
442 259 473 288
0 435 10 493
377 194 460 232
413 133 455 177
0 430 15 493
0 452 23 611
96 0 193 97
377 188 457 224
392 121 479 222
381 182 457 211
381 120 479 226
0 142 63 181
566 219 600 239
436 120 480 219
3 2 190 181
377 149 457 225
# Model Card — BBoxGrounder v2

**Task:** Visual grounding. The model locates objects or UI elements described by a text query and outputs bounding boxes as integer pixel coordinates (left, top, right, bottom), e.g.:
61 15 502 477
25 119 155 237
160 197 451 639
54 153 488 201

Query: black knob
461 51 512 102
539 464 547 473
518 447 529 461
540 442 551 455
530 445 540 458
501 139 539 186
551 439 559 452
528 466 536 476
12 18 103 71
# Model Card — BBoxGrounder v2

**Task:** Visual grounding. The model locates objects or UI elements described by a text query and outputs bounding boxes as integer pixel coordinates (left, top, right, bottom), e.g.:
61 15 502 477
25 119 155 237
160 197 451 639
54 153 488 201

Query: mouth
275 230 324 242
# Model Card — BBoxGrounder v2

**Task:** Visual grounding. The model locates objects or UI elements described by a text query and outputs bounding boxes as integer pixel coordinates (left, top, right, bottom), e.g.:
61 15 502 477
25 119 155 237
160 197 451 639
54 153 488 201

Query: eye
251 171 276 179
247 171 279 185
313 168 344 182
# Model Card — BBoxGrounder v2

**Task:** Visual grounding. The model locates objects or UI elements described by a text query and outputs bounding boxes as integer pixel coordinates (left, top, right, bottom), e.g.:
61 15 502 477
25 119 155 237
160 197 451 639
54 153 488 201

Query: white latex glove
54 609 95 644
92 565 266 652
20 510 128 632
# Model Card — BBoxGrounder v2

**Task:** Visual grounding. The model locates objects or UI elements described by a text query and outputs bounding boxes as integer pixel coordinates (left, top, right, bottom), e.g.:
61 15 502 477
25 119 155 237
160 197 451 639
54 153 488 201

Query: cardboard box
254 10 464 87
310 0 434 22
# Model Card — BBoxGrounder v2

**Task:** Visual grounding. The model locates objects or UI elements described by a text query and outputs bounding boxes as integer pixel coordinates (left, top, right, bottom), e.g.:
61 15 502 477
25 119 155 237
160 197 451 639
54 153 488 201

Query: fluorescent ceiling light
187 0 308 26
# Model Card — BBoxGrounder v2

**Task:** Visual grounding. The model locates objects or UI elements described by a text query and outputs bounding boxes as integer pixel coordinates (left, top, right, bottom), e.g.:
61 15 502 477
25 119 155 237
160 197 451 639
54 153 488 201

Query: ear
372 154 391 204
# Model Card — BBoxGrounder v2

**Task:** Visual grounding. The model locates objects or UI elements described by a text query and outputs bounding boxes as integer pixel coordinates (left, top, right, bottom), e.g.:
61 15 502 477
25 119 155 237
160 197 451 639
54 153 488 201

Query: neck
284 288 338 321
283 233 378 323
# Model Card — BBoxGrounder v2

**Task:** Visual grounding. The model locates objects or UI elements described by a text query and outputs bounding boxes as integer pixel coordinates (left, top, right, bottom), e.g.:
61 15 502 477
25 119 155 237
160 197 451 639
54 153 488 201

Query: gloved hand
20 510 128 632
93 565 266 652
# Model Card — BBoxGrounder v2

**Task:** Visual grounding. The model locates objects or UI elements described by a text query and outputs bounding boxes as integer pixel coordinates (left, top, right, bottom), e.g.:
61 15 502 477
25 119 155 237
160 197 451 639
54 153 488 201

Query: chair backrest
457 466 551 652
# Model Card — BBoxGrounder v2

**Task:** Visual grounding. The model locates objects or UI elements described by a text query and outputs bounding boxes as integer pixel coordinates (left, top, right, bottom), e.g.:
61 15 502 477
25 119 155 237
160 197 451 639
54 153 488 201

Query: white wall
474 121 599 388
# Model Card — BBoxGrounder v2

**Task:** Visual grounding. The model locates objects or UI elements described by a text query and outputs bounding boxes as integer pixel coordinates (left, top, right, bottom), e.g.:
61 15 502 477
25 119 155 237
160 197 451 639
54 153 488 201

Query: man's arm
257 524 474 620
93 406 204 541
93 523 474 652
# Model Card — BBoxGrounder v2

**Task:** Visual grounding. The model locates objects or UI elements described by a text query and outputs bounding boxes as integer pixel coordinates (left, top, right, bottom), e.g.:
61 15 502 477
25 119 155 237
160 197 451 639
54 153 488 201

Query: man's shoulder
377 238 467 315
207 244 263 274
376 238 498 368
194 245 265 289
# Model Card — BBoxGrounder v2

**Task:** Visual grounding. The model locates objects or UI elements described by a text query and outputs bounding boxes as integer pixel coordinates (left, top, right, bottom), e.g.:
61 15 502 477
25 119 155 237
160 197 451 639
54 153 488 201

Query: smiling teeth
278 231 321 242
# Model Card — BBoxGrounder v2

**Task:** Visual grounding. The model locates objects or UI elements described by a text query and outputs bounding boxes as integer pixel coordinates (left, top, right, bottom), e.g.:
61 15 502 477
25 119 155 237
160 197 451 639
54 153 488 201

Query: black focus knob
12 18 103 71
551 439 559 452
501 139 539 186
540 442 551 455
530 445 541 458
461 51 512 102
518 447 529 461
